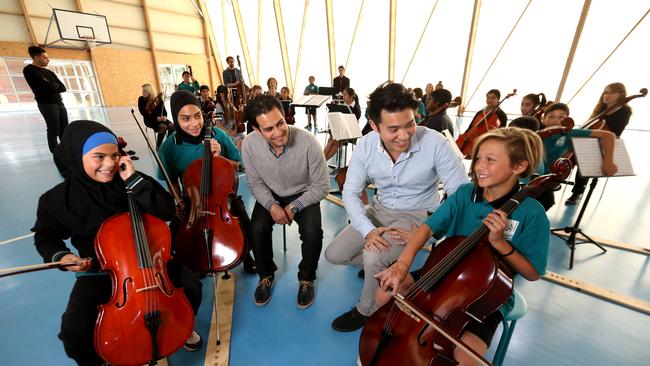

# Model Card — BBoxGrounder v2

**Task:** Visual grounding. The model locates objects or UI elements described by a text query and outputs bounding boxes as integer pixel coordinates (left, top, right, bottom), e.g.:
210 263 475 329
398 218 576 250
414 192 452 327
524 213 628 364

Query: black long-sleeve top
602 105 632 137
332 76 350 94
22 64 66 104
33 172 175 270
138 96 168 129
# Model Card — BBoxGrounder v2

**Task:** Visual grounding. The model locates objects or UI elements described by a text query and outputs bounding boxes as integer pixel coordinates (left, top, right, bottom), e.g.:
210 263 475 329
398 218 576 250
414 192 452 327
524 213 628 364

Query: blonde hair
469 127 543 184
142 83 156 103
591 82 627 118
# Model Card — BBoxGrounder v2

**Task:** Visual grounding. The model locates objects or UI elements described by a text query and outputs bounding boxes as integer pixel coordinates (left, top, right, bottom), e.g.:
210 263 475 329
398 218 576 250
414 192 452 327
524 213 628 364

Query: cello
94 139 193 366
456 90 516 158
581 88 647 131
359 160 572 366
174 128 247 273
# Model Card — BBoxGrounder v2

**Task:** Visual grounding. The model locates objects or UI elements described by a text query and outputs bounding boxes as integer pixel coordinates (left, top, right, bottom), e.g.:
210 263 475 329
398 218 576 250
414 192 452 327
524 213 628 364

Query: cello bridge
135 285 159 293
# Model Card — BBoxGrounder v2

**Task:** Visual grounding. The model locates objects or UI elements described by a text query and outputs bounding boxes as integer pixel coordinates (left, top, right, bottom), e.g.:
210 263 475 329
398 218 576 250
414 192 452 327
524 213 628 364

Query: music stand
318 86 337 96
550 137 634 269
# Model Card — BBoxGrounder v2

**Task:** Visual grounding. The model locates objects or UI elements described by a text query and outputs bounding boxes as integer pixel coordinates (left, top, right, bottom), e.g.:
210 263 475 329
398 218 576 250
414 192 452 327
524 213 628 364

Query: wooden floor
0 107 648 365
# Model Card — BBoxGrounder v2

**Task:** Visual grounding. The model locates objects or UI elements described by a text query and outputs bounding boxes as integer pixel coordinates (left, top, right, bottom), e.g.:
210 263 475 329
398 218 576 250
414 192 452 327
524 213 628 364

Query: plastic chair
492 288 528 366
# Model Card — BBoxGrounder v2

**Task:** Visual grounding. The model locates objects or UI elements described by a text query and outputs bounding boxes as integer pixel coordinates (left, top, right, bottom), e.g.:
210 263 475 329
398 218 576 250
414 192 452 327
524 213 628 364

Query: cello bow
0 258 92 278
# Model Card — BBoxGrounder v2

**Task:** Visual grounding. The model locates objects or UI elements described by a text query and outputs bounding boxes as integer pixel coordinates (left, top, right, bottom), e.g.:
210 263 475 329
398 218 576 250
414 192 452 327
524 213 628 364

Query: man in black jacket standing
23 46 68 152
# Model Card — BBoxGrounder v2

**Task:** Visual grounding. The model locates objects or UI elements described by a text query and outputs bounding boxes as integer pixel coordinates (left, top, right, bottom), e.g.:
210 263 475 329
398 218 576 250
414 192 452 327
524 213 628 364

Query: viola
145 92 164 114
174 128 247 273
581 88 647 131
359 160 572 366
456 89 516 158
94 138 193 366
419 96 462 126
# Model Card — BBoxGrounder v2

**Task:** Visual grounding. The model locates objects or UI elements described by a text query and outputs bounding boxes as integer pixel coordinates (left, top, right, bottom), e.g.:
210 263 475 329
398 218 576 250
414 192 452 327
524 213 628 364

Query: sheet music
572 137 635 177
292 95 331 107
328 112 362 141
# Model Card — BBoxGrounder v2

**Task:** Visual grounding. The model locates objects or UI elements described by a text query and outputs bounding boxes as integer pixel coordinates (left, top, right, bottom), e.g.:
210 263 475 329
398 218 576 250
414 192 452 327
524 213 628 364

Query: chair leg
283 224 287 252
492 319 517 366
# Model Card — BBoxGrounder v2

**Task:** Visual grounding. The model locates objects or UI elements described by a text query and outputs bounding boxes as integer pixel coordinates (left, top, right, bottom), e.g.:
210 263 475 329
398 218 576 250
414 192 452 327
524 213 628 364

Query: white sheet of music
293 95 331 107
328 112 362 141
572 137 635 177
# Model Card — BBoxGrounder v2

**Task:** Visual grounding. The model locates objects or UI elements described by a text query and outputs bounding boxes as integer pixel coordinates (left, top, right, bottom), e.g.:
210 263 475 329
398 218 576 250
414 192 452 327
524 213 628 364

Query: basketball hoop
80 35 97 50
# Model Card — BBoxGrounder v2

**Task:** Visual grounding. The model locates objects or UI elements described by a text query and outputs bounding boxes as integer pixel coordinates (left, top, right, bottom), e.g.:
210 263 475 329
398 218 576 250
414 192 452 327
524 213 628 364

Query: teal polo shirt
304 84 318 94
178 81 200 94
158 127 241 183
542 128 591 174
424 183 550 317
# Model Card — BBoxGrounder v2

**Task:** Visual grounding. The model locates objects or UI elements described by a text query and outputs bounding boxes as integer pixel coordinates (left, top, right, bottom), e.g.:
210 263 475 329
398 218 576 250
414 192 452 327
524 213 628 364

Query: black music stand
551 177 606 269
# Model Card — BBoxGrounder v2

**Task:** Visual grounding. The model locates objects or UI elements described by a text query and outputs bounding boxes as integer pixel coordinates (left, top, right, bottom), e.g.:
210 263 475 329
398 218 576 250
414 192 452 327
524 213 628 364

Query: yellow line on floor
542 271 650 315
0 233 34 246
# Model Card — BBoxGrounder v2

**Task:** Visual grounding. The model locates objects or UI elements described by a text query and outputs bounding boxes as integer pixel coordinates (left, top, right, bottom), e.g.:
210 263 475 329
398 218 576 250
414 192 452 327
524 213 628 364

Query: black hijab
171 90 207 144
48 120 127 234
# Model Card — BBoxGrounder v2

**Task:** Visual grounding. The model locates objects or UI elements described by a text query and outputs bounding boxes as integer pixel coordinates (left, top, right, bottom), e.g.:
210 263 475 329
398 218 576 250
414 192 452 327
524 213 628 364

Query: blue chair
492 288 527 366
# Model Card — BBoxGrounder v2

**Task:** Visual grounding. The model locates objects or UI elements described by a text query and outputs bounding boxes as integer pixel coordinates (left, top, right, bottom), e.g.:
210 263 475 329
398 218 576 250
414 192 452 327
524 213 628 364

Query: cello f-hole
155 272 174 296
115 277 133 308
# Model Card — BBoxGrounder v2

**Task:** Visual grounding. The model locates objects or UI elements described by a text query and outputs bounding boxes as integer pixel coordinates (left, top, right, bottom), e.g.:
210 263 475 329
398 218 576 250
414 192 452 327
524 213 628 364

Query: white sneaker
183 330 202 352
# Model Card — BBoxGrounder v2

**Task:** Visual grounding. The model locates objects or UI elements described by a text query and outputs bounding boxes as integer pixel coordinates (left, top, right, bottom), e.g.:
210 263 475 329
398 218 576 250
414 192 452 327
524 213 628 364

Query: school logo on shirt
504 219 519 240
555 136 567 147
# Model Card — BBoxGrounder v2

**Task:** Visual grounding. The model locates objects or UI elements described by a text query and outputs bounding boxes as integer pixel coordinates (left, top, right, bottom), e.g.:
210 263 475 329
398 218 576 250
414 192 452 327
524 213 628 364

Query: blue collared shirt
342 126 469 238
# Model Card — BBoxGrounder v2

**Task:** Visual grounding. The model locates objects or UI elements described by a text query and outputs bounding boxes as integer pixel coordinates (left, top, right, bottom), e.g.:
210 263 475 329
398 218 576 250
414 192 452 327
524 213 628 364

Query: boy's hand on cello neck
482 210 510 252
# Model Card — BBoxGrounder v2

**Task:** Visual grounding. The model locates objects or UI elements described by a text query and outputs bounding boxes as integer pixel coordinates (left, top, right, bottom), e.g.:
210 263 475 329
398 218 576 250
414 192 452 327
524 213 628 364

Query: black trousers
37 102 68 152
249 193 323 281
59 275 111 366
571 172 589 195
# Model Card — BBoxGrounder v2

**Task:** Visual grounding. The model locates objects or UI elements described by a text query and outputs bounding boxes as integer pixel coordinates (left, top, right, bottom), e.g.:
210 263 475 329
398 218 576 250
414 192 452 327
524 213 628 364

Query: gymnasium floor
0 107 648 366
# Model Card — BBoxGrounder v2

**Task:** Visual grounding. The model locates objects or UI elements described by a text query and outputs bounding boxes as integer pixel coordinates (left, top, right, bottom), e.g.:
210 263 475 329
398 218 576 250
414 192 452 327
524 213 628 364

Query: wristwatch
289 205 298 215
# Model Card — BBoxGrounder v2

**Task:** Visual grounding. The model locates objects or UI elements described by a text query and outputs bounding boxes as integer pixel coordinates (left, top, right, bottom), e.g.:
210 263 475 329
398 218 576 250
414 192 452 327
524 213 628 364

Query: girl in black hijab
32 120 175 366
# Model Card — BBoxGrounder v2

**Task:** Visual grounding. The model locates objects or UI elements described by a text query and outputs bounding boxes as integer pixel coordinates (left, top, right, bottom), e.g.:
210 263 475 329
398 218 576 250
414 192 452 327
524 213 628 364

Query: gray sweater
241 126 329 211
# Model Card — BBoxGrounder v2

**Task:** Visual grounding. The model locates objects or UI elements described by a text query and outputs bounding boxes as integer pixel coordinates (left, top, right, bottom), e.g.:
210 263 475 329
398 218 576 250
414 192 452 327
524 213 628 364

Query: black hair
182 71 190 77
199 85 210 92
545 102 570 116
28 46 45 58
226 56 234 62
338 65 345 70
247 95 284 129
509 116 540 132
367 82 419 126
430 88 452 105
487 89 501 99
413 87 423 99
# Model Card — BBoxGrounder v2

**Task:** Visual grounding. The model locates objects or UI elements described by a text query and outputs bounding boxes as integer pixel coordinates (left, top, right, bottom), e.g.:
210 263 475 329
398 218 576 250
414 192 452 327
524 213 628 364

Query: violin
581 88 647 131
145 92 164 114
456 89 516 158
174 128 247 273
233 55 250 133
359 160 572 366
420 96 462 126
94 138 193 366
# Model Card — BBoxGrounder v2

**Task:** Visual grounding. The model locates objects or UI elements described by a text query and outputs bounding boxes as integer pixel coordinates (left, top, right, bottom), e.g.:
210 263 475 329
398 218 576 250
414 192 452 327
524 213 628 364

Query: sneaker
565 193 583 205
331 307 368 332
357 269 365 279
183 330 202 352
243 253 256 275
297 280 315 309
254 276 274 306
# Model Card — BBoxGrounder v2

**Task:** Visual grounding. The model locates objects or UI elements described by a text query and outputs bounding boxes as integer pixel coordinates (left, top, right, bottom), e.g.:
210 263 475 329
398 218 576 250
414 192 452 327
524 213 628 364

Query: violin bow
0 258 93 279
130 109 183 206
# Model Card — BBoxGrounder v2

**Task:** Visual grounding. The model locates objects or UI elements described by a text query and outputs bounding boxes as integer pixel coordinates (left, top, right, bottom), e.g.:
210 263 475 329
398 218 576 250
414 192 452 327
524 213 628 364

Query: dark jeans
38 102 68 152
59 275 111 366
249 193 323 281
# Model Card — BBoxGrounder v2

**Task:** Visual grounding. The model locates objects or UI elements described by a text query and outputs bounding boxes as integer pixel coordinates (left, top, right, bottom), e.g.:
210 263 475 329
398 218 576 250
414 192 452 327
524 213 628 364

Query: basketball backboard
45 9 112 47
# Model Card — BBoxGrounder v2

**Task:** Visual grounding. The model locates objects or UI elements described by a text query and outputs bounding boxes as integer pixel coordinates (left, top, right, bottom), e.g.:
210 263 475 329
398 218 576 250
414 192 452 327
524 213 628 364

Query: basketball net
80 35 97 50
